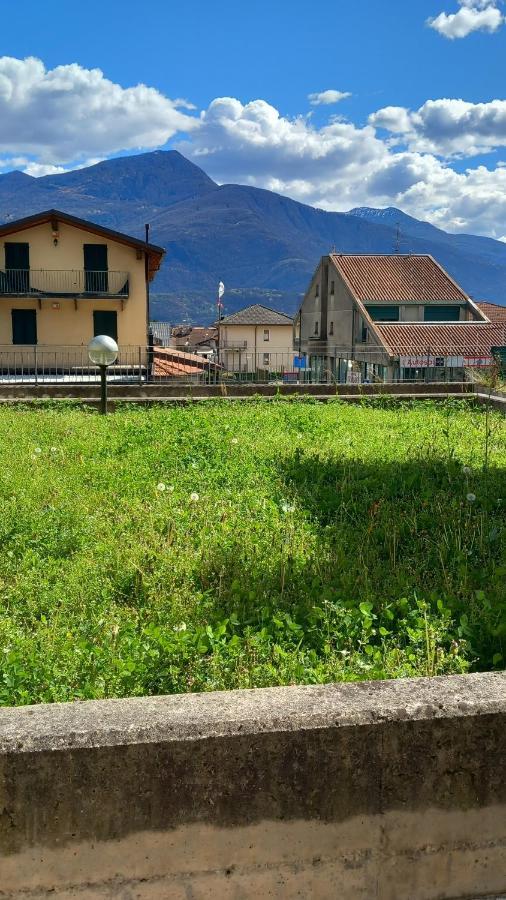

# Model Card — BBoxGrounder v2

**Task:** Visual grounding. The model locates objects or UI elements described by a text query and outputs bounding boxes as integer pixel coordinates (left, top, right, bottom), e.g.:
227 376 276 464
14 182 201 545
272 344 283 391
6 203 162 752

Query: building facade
296 254 505 382
219 304 294 376
0 210 164 364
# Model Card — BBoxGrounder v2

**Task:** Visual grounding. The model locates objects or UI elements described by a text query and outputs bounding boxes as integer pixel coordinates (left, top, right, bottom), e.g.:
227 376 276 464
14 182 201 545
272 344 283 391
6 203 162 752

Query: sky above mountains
1 0 506 239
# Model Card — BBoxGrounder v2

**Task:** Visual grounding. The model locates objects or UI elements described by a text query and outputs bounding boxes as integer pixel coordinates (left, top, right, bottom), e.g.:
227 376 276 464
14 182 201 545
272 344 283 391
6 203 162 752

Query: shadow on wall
198 454 506 675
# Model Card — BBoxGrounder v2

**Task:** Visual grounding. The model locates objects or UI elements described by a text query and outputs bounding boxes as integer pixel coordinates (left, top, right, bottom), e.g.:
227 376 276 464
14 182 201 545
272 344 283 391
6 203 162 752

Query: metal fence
0 345 500 385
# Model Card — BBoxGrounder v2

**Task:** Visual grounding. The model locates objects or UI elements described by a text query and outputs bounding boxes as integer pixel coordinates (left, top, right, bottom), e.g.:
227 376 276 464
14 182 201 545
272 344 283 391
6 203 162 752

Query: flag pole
217 281 225 370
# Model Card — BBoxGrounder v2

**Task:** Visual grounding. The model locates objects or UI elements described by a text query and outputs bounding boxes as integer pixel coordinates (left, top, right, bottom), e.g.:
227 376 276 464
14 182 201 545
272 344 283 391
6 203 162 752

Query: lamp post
88 335 118 415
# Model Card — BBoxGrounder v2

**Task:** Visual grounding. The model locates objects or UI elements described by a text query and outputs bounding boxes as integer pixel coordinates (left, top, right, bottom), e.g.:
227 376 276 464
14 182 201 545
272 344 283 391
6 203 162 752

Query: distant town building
295 254 506 382
170 325 218 358
219 304 293 375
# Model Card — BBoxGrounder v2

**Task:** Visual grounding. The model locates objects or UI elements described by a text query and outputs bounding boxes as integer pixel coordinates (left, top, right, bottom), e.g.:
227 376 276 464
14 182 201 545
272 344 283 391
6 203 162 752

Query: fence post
34 347 38 385
138 346 143 385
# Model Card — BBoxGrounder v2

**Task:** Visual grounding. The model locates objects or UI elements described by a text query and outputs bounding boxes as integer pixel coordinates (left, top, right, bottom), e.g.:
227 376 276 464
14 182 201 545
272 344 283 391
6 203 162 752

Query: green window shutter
365 305 400 322
424 306 461 321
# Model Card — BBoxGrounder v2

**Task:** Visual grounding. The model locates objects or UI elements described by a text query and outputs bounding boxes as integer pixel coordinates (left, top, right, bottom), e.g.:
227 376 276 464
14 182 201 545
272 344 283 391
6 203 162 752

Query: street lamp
88 335 118 415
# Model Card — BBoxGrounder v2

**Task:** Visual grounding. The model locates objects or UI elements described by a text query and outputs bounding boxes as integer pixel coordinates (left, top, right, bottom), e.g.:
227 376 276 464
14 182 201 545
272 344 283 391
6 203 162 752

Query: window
361 326 368 343
84 244 108 293
5 243 30 292
365 305 400 322
315 284 319 298
263 329 270 341
314 320 319 335
424 306 461 322
12 309 37 345
330 280 335 295
263 353 270 366
93 310 118 341
329 321 334 335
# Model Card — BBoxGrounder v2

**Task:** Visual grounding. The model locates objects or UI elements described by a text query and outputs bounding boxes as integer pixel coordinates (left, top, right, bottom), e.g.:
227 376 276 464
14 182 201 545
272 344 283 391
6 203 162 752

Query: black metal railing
0 270 129 298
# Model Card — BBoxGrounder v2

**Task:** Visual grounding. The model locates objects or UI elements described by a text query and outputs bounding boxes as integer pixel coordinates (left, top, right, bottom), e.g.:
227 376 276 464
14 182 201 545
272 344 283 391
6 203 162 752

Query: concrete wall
0 673 505 899
0 221 148 348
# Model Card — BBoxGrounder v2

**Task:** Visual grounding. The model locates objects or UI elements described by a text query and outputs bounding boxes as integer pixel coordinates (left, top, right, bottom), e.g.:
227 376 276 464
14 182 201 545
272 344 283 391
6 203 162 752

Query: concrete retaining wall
1 673 505 899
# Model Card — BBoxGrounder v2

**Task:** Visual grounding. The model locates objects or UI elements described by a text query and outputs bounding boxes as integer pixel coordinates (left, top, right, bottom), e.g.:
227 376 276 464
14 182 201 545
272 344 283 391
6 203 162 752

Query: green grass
0 398 504 706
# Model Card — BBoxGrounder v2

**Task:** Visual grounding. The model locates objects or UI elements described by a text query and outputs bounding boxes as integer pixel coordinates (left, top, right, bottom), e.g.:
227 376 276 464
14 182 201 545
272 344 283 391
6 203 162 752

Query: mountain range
1 150 505 323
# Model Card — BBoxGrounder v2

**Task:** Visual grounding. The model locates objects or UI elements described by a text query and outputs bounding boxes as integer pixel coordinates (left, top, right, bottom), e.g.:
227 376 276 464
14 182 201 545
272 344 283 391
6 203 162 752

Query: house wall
220 323 293 372
0 221 148 349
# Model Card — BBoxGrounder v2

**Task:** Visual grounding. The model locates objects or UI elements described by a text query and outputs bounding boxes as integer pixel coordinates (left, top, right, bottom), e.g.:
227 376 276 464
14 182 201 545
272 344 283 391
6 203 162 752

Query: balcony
0 270 130 299
221 341 248 350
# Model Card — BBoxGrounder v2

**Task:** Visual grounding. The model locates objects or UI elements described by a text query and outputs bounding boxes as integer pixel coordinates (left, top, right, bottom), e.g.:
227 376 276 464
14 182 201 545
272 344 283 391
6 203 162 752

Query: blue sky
1 0 506 237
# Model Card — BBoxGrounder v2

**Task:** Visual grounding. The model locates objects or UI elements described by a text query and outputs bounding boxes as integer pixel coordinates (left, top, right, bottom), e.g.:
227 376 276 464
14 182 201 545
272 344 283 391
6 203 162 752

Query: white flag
218 281 225 299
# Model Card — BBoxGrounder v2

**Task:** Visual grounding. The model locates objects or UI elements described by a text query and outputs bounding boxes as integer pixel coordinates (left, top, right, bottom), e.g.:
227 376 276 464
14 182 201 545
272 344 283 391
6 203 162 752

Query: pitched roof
0 209 165 280
375 322 506 358
153 347 218 377
330 254 468 303
220 304 293 326
477 301 506 323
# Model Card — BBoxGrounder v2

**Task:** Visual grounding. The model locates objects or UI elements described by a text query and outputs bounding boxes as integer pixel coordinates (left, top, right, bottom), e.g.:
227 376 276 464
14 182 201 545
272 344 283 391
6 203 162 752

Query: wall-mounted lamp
51 219 59 246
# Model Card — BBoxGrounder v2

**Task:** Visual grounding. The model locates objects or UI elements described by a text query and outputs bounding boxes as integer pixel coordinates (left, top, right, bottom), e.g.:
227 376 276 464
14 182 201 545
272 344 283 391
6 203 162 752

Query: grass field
0 399 504 706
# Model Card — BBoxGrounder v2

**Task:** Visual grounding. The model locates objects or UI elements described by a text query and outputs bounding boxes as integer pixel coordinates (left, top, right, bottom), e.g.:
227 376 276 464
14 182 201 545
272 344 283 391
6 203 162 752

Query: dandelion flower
467 493 476 503
190 492 199 502
281 500 295 514
231 438 238 445
34 447 42 454
156 482 166 492
50 447 58 454
462 466 471 475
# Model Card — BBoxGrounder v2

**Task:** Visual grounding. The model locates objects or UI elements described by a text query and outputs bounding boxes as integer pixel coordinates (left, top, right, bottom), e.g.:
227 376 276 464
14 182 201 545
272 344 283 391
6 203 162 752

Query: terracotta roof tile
375 323 506 358
331 254 468 303
153 347 217 378
477 301 506 323
220 304 293 326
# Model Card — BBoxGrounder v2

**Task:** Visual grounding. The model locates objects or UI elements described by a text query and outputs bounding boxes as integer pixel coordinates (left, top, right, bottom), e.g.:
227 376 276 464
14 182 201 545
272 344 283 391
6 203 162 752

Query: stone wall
1 673 505 899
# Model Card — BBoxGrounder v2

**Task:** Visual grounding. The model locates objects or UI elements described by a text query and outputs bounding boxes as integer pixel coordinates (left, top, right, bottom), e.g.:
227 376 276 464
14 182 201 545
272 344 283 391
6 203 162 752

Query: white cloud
0 56 197 165
308 90 351 106
177 96 506 239
370 98 506 156
2 57 506 240
428 0 504 39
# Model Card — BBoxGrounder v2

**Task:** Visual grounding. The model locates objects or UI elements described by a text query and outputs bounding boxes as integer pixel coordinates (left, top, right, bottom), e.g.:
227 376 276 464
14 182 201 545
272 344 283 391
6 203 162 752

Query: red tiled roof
376 323 506 357
154 347 217 378
477 301 506 323
331 254 468 303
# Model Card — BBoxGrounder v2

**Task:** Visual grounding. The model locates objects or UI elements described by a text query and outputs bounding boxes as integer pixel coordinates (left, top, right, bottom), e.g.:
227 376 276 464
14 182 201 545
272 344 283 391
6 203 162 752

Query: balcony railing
221 341 248 350
0 270 129 298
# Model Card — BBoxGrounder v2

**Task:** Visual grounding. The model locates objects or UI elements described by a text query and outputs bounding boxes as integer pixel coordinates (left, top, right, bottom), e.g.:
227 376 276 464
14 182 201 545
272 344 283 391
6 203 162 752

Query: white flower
191 462 198 469
50 447 58 454
467 493 476 503
231 438 238 444
34 447 42 454
156 482 166 492
190 492 199 502
173 622 187 632
281 500 295 514
462 466 471 475
297 433 303 439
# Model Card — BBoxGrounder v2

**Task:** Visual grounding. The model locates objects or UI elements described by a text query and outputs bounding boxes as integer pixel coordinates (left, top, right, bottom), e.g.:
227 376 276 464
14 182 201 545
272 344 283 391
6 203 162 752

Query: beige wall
220 323 293 372
0 221 148 348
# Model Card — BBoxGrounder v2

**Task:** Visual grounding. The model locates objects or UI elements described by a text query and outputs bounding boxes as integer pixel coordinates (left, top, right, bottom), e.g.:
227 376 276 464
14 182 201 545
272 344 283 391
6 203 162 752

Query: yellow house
219 304 294 375
0 210 164 363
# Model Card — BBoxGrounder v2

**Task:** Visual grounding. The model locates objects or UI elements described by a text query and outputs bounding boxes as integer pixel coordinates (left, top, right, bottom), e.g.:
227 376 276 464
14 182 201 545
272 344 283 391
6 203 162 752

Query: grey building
295 254 503 382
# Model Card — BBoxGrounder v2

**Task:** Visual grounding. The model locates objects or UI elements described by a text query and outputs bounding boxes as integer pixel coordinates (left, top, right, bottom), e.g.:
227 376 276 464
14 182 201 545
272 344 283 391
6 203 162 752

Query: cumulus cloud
308 90 351 106
0 56 197 165
428 0 504 39
370 98 506 156
176 96 506 239
2 56 506 240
